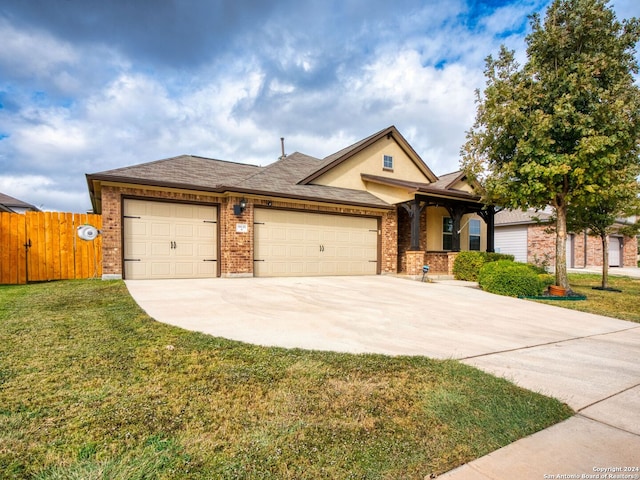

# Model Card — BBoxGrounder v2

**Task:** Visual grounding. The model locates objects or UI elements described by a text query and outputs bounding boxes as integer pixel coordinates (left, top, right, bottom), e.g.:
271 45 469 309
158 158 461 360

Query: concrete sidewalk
125 275 640 479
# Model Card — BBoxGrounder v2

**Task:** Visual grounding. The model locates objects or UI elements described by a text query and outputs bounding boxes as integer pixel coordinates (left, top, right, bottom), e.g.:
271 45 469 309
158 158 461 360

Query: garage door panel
151 222 171 237
123 199 217 279
198 244 216 256
175 223 194 237
151 262 171 277
147 202 173 217
254 209 378 277
151 242 171 256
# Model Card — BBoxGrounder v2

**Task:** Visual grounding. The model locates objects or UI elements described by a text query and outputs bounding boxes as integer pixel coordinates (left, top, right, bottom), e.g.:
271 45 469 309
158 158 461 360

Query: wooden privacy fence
0 212 102 284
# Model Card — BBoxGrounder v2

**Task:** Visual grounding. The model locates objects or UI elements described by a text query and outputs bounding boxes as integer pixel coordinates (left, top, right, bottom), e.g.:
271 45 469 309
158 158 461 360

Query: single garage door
495 225 528 263
609 236 621 267
123 199 218 279
254 209 379 277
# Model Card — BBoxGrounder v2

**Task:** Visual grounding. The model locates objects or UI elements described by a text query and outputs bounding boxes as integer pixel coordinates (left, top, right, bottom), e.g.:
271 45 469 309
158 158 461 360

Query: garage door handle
320 245 325 252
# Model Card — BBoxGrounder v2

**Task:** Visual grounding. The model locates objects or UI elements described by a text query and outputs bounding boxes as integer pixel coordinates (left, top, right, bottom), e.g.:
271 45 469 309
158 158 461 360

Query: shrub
484 252 515 263
478 260 545 297
453 251 516 281
453 251 485 281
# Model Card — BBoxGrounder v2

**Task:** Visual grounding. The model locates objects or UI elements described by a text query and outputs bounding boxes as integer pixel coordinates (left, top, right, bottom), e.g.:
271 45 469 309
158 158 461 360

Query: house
0 192 40 213
495 209 638 269
86 126 495 280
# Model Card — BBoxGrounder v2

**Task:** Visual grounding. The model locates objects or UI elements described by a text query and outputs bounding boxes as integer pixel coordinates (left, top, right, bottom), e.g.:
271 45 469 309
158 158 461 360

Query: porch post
446 206 465 252
486 206 495 253
401 199 425 251
478 206 496 253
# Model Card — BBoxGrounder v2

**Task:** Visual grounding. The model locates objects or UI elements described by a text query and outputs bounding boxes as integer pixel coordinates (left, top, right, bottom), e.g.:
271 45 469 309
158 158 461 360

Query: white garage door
494 225 528 263
123 199 218 279
254 209 379 277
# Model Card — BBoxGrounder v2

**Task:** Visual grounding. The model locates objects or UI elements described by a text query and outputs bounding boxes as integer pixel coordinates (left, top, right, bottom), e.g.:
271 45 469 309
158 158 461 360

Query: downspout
583 231 587 268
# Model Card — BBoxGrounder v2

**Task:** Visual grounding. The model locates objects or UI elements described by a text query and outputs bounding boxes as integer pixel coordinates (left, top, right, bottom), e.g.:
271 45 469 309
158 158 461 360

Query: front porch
397 196 496 276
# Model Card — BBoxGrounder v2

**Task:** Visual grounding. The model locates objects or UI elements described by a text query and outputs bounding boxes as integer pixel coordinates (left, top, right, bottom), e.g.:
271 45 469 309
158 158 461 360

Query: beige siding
311 136 432 203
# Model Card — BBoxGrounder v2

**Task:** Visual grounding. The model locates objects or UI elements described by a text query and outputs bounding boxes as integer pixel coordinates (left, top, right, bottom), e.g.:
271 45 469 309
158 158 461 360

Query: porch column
401 199 426 251
446 206 465 252
486 206 495 253
478 206 496 253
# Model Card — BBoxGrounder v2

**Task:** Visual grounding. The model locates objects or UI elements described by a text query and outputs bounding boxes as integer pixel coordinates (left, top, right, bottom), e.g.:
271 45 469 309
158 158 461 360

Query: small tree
462 0 640 289
568 194 640 289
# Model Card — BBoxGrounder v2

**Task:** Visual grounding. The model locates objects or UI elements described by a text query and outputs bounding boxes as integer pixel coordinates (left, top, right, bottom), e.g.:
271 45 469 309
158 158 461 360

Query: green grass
534 274 640 323
0 280 572 479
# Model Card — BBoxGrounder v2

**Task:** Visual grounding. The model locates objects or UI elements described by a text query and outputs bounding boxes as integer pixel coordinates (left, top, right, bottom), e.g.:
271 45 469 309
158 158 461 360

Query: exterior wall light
234 198 247 216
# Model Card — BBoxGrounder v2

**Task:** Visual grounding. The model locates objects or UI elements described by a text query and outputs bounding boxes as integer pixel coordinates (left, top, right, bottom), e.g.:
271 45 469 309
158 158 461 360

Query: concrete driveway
125 275 640 479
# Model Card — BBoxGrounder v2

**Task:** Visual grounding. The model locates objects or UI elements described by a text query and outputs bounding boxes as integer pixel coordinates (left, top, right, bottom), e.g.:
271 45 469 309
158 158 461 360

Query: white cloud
0 18 77 81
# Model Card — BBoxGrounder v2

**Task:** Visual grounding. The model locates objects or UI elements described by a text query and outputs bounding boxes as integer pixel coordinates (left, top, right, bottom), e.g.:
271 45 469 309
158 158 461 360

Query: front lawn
0 280 572 479
534 274 640 323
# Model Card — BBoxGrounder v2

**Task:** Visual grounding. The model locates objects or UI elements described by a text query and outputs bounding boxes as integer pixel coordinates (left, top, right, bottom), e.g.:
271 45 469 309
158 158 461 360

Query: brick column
404 251 427 276
220 197 254 277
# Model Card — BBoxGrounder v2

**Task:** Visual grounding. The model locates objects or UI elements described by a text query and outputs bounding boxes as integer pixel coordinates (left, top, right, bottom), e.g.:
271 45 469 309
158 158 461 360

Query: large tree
461 0 640 289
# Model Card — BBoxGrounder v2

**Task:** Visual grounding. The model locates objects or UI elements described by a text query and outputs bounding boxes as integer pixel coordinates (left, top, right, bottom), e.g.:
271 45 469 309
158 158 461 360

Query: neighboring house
86 126 495 280
0 192 40 213
495 209 638 269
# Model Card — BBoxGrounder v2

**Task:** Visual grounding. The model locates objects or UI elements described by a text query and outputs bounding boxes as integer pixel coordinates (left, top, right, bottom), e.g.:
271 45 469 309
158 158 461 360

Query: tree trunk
555 205 569 289
601 234 609 289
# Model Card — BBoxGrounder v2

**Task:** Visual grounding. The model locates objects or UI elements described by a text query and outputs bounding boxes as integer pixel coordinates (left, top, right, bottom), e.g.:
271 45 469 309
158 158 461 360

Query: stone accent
424 252 449 274
404 251 427 276
447 252 459 275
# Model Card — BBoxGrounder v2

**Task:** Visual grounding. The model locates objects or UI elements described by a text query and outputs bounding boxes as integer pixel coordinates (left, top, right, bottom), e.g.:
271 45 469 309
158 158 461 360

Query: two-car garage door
254 209 379 277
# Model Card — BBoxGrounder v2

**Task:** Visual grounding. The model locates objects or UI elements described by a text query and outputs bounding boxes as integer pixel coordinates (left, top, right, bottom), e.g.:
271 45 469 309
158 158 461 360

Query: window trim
469 218 481 251
382 154 394 171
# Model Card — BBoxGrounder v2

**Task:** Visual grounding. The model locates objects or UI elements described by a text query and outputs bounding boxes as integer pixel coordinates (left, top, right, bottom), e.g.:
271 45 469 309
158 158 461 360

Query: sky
1 0 639 212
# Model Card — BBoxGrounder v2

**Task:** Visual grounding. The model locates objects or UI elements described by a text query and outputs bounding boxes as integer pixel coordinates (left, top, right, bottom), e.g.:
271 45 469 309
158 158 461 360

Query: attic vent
280 137 287 160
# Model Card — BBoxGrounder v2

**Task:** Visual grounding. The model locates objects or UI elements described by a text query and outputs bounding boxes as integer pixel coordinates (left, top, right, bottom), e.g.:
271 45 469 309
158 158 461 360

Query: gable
307 129 437 204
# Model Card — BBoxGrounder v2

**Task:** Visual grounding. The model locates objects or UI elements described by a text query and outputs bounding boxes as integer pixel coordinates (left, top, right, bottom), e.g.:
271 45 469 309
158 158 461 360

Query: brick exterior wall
526 224 638 269
100 185 398 278
527 225 556 268
424 252 448 273
220 196 254 277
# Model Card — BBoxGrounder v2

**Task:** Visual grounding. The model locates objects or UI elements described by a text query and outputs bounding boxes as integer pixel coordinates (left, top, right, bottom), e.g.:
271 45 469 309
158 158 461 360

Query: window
383 155 393 170
442 217 453 250
469 219 481 251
